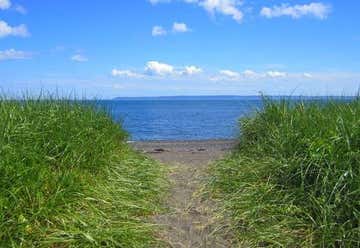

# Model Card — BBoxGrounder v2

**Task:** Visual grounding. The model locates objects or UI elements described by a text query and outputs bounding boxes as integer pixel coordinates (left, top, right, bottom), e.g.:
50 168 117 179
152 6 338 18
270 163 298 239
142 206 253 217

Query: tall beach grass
209 97 360 247
0 97 166 247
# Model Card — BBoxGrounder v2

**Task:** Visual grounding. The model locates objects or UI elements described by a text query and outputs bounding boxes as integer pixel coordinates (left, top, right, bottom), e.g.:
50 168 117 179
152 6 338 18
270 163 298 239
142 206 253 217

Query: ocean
97 96 261 141
97 96 353 141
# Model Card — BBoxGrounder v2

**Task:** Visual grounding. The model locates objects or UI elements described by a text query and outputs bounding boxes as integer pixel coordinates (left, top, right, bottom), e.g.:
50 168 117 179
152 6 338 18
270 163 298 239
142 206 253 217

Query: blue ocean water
99 96 263 141
97 96 354 141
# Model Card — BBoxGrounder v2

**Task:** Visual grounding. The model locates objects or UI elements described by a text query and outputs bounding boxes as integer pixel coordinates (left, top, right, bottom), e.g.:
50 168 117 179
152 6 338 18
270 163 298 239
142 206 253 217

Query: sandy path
131 140 237 248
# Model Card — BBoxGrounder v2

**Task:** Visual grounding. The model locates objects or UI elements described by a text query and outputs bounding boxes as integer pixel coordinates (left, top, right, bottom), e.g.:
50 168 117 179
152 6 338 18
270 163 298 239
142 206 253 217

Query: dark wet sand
131 140 237 248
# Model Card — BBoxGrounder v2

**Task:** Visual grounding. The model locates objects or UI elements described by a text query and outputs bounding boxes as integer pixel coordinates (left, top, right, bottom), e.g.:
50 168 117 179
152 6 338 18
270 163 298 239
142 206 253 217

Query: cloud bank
112 61 203 78
260 2 331 19
149 1 332 22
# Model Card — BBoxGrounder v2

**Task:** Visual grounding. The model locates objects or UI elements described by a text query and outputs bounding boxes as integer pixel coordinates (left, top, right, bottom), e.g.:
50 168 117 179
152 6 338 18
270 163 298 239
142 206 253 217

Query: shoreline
128 137 237 143
131 139 237 165
128 138 237 143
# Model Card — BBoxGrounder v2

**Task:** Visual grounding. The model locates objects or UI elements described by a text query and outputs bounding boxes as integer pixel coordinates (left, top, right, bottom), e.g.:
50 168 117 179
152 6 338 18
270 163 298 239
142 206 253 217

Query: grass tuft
209 97 360 247
0 98 166 247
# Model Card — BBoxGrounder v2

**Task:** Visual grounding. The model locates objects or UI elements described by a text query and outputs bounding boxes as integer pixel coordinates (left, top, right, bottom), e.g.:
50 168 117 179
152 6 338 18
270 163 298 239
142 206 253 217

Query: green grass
208 97 360 247
0 98 166 247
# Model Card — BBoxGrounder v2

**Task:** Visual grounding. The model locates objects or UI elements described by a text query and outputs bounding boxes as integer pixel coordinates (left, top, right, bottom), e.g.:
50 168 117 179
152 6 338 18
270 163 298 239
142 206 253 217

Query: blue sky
0 0 359 98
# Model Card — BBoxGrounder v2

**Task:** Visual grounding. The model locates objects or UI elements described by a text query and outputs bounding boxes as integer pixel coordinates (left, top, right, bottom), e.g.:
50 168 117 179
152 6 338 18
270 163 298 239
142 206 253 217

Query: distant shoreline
112 95 357 101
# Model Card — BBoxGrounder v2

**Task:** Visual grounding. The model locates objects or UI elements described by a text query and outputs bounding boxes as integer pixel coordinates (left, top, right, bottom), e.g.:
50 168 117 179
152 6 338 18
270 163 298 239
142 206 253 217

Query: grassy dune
209 97 360 247
0 99 166 247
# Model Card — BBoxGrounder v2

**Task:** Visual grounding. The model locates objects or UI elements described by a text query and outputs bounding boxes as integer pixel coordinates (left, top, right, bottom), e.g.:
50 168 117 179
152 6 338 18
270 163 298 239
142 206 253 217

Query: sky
0 0 359 98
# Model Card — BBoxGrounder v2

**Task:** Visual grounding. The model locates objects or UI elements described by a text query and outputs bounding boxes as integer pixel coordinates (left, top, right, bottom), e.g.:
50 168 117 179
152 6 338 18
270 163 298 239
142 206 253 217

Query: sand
131 139 237 248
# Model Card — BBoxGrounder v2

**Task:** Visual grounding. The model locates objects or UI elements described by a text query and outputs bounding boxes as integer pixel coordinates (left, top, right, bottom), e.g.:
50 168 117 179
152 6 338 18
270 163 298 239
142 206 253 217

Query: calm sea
96 96 261 140
97 96 352 141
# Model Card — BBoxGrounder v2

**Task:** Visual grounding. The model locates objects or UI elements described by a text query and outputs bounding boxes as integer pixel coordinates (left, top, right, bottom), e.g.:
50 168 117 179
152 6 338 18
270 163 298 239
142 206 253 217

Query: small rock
153 148 166 153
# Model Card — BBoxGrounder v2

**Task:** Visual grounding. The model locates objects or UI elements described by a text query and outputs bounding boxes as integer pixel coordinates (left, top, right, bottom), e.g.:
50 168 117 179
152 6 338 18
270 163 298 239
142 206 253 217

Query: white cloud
113 62 203 78
212 69 293 81
152 25 167 36
0 20 29 38
153 23 191 36
260 2 331 20
0 0 11 10
0 0 26 14
214 69 320 81
200 0 244 22
242 69 257 78
210 69 241 81
113 63 317 82
266 70 287 78
112 69 143 78
220 69 241 78
213 69 259 81
183 65 202 75
0 49 31 60
71 54 88 62
172 22 190 33
145 61 174 76
303 72 313 78
149 0 244 23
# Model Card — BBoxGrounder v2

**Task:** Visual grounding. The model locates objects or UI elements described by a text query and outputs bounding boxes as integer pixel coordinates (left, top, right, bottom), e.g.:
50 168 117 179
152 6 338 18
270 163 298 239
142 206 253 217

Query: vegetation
208 97 360 247
0 98 166 247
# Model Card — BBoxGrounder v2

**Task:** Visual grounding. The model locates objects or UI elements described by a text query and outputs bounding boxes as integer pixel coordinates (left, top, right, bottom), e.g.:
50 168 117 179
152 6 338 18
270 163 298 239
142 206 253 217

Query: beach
131 139 237 164
131 139 238 247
